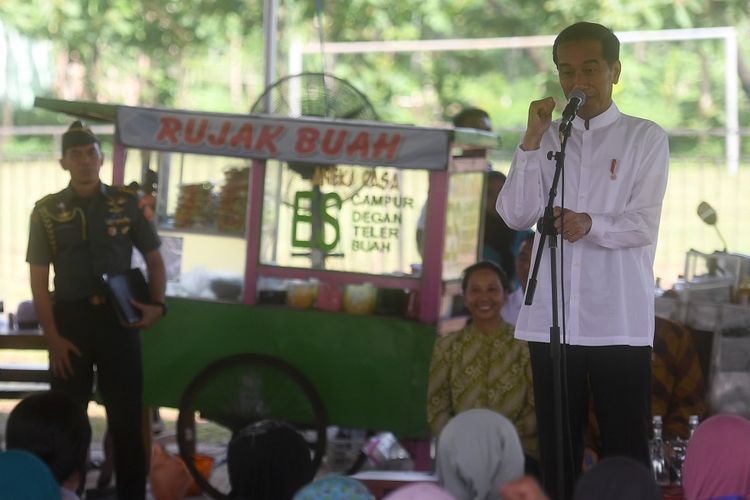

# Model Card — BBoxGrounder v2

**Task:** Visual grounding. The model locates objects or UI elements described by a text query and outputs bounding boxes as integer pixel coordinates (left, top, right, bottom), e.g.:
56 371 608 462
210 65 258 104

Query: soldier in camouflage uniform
26 121 167 500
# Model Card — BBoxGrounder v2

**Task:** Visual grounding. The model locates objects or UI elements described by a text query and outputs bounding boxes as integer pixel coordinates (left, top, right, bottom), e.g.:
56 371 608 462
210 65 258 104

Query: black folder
102 269 150 325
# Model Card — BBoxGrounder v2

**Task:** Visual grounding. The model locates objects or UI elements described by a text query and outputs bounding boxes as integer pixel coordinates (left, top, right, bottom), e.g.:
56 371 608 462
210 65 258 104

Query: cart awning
35 96 499 170
115 105 452 170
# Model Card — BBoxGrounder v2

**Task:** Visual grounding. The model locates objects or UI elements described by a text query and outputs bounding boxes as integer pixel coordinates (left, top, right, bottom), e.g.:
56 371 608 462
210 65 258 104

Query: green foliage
1 0 749 150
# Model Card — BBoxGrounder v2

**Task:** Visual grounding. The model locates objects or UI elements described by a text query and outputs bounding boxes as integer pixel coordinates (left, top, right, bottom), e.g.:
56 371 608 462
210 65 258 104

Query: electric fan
250 72 379 121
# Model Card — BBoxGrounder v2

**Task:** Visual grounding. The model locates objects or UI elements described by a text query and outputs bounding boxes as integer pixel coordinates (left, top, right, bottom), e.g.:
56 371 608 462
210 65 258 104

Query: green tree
2 0 263 107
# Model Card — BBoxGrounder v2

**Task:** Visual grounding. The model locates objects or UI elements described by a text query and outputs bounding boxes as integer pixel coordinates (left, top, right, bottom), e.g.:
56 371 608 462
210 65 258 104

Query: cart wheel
177 353 328 499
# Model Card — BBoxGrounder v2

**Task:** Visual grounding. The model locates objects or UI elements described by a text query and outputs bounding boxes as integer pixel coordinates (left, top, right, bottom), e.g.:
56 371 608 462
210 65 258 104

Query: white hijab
436 409 525 500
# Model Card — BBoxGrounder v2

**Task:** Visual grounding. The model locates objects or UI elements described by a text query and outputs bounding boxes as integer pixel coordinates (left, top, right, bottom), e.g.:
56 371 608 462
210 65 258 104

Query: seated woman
427 261 538 464
383 483 456 499
293 475 374 499
683 414 750 500
0 449 61 498
436 408 525 499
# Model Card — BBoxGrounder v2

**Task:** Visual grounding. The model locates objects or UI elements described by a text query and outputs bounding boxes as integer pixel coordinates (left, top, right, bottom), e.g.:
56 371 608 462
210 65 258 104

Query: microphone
696 201 717 225
559 89 587 133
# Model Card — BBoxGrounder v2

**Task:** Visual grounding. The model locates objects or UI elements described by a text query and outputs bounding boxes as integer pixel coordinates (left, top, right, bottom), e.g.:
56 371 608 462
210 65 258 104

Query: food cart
35 96 496 495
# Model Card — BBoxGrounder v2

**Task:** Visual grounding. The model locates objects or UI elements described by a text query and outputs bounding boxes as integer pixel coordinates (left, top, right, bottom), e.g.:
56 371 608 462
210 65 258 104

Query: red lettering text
207 121 232 147
155 117 182 145
255 125 285 154
346 132 370 160
295 127 319 155
321 129 347 156
229 124 254 149
185 119 208 145
372 133 402 161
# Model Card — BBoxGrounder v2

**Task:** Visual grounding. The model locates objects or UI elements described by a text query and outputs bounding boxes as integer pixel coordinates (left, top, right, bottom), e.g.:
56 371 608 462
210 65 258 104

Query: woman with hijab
427 261 538 464
572 456 661 500
293 475 374 499
682 414 750 500
383 483 456 499
436 408 525 499
0 449 61 499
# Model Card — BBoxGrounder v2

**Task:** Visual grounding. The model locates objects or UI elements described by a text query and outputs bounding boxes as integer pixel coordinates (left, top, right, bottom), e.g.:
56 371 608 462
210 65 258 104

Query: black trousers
53 299 145 500
528 342 652 500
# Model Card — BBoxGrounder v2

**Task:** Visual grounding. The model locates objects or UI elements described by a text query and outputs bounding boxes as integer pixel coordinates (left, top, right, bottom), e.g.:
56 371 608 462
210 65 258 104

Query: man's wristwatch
153 301 168 317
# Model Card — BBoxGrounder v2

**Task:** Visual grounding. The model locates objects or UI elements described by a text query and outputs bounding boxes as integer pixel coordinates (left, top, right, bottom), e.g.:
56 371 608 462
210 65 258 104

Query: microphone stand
524 120 572 500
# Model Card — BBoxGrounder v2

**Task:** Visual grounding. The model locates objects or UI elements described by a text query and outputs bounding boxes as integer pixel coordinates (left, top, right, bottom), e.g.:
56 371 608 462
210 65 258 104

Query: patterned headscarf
436 408 525 500
572 456 661 500
293 475 374 500
683 414 750 500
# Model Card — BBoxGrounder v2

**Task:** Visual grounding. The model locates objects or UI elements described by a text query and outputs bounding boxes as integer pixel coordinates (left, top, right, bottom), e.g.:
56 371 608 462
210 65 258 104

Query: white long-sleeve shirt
497 102 669 346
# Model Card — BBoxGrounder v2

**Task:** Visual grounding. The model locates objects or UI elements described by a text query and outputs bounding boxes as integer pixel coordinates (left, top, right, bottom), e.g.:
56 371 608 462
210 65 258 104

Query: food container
317 282 343 312
342 283 377 315
286 280 318 309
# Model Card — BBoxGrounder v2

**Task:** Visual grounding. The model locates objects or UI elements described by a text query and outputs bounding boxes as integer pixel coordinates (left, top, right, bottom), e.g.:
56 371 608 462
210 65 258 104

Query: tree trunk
737 53 750 102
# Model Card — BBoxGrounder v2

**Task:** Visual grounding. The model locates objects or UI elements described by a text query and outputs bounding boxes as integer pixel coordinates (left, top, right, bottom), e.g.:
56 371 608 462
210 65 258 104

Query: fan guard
250 72 379 121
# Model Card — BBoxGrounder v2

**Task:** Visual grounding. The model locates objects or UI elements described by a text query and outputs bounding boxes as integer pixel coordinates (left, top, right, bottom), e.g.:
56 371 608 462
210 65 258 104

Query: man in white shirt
497 21 669 499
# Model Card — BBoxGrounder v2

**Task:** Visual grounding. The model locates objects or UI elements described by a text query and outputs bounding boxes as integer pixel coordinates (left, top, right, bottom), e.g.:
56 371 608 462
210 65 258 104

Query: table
0 328 49 398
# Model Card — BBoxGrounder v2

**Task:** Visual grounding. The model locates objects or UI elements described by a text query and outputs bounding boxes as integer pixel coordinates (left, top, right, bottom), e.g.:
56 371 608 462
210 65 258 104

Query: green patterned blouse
427 321 538 459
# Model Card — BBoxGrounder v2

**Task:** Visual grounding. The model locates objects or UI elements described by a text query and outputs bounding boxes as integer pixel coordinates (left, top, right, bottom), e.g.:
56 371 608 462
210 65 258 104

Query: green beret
62 120 99 155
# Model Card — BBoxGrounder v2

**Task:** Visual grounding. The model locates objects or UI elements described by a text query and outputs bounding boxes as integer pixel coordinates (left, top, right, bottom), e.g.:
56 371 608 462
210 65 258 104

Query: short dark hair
228 420 314 500
5 391 91 485
62 120 100 156
452 107 492 131
553 22 620 66
487 170 507 183
461 260 510 294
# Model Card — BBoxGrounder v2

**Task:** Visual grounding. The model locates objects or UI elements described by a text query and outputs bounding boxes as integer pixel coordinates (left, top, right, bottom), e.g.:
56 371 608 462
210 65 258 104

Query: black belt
56 294 108 307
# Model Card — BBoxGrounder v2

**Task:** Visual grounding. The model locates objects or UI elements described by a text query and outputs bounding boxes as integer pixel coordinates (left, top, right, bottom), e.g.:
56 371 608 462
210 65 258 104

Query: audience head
227 420 314 500
683 414 750 500
0 449 61 499
461 261 510 328
485 171 507 216
498 475 550 500
452 107 492 132
516 232 535 291
461 260 510 296
383 482 456 499
293 475 374 500
436 408 524 499
5 390 91 490
572 456 660 500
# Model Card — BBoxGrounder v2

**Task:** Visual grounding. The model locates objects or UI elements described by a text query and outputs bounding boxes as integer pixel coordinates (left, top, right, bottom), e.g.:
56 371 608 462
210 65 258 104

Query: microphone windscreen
568 88 587 105
697 201 717 225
